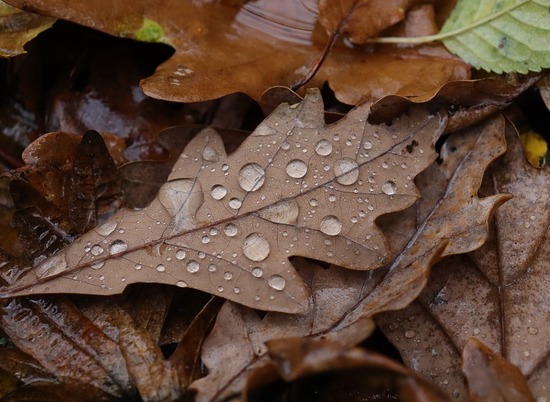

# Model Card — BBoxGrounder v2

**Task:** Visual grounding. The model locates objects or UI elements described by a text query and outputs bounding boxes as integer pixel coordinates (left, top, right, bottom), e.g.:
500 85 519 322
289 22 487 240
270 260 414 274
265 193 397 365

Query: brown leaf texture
5 0 469 104
0 89 446 313
189 116 509 402
377 120 549 400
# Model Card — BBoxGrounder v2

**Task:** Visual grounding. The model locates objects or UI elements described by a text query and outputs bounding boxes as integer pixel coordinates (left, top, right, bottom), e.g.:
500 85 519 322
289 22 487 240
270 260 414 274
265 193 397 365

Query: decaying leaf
0 89 446 313
4 0 469 104
377 121 549 399
0 1 54 57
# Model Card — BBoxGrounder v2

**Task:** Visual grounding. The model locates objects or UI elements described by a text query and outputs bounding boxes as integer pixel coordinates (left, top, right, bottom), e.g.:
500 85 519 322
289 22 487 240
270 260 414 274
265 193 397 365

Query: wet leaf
4 0 469 104
462 338 535 402
376 121 549 399
0 89 446 313
0 1 54 57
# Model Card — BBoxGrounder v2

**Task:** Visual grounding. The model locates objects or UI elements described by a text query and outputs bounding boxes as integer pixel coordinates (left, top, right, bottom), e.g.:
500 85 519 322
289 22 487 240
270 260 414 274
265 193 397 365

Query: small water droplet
382 181 397 195
243 233 270 262
91 245 104 256
315 139 333 156
224 272 233 280
176 280 188 288
528 327 538 335
135 264 142 270
309 199 319 207
473 327 481 335
229 198 242 209
174 65 193 76
234 287 241 294
156 264 166 272
286 159 308 178
320 215 342 236
201 236 210 244
217 286 224 292
363 141 373 150
96 221 117 236
328 194 336 202
109 240 128 255
382 161 389 169
524 350 530 357
209 228 218 236
186 260 199 273
252 267 264 278
351 216 358 223
202 145 219 162
334 158 359 185
208 264 216 272
268 274 286 290
238 163 266 192
281 141 290 150
91 261 105 270
175 249 186 260
404 330 416 339
224 223 238 237
99 275 105 281
210 185 227 200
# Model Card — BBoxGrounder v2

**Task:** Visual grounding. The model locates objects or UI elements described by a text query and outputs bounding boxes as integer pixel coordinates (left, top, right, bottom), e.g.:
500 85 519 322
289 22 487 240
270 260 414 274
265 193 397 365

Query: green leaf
440 0 550 74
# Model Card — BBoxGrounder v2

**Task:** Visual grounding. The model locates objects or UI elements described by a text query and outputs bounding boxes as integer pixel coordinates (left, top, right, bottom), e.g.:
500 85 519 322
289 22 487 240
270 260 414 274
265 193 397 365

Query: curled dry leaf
0 89 446 313
377 119 550 400
5 0 469 104
462 338 536 402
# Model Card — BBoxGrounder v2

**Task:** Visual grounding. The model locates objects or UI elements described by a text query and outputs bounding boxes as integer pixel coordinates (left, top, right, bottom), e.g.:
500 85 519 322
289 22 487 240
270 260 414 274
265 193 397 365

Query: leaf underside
0 89 446 313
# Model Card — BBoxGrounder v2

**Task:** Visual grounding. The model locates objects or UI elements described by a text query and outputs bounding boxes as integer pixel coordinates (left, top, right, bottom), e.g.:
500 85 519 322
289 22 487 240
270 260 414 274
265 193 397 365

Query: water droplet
258 199 299 224
524 350 530 357
243 233 270 262
252 267 264 278
281 141 290 150
174 65 193 76
315 139 332 156
201 236 210 244
186 260 200 273
208 264 216 272
309 199 319 207
202 145 219 162
233 287 241 294
91 261 105 270
135 264 142 270
334 158 359 185
109 240 128 255
351 216 358 223
528 327 538 335
209 228 218 236
286 159 308 178
404 330 416 339
382 181 397 195
210 185 227 200
224 223 238 237
268 274 286 290
473 327 481 335
320 215 342 236
96 221 117 236
99 275 105 281
228 198 242 210
156 264 166 272
363 141 373 150
382 161 389 169
91 245 104 256
175 249 186 260
176 280 188 288
238 163 266 192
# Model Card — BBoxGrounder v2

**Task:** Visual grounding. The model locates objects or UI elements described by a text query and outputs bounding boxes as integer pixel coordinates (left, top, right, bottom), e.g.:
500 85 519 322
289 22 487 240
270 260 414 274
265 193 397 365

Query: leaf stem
366 0 529 44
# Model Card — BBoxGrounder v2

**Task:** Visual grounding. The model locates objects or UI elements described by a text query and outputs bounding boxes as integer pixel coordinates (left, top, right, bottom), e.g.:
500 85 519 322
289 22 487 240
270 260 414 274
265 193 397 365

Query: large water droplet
286 159 307 178
382 181 397 195
90 245 104 256
268 274 286 290
334 158 359 185
224 223 238 237
243 233 270 262
229 198 242 209
186 260 200 273
202 145 219 162
252 267 264 278
109 240 128 255
320 215 342 236
210 185 227 200
258 199 299 224
238 163 265 192
175 249 186 260
315 139 332 156
96 221 117 236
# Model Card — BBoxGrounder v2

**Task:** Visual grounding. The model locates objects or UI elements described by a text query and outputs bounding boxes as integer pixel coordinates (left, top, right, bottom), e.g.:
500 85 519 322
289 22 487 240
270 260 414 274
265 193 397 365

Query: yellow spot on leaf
520 131 548 168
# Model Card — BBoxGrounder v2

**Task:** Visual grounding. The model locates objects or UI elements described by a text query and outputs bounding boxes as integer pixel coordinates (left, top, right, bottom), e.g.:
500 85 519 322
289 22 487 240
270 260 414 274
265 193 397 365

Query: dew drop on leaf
91 261 105 270
258 199 299 224
334 158 359 185
109 240 128 255
223 272 233 280
238 163 266 192
229 198 242 209
210 185 227 200
320 215 343 236
286 159 308 178
175 249 186 260
267 274 286 291
96 221 117 236
186 260 200 273
252 267 264 278
176 280 188 288
224 223 238 237
363 141 373 150
202 145 219 162
315 139 333 156
156 264 166 272
243 233 270 262
90 245 104 256
381 181 397 195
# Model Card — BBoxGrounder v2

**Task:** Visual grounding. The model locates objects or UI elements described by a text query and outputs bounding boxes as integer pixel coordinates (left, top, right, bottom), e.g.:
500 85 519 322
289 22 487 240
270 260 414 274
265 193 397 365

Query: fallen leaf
376 120 550 399
462 338 536 402
0 1 54 57
0 89 446 313
4 0 469 104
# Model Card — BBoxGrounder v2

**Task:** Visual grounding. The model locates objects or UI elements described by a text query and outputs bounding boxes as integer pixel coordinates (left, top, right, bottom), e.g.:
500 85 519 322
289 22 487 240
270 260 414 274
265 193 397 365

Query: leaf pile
1 1 549 401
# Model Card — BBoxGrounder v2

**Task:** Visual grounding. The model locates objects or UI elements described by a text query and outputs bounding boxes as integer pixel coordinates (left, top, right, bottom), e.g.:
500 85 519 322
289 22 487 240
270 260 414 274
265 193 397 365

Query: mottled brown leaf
463 338 535 402
377 120 549 400
0 90 445 313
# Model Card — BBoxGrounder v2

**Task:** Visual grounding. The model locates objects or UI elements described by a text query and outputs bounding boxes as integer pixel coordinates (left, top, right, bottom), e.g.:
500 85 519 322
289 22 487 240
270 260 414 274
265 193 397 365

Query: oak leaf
0 89 445 313
377 120 549 399
4 0 469 104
